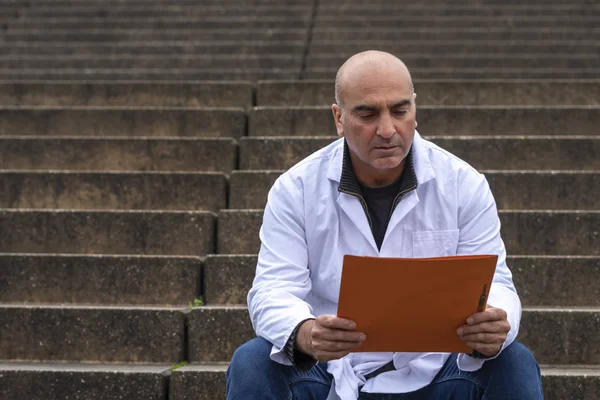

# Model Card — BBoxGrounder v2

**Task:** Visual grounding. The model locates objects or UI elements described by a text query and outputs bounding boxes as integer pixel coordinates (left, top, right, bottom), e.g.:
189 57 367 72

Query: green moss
170 361 189 371
188 296 204 309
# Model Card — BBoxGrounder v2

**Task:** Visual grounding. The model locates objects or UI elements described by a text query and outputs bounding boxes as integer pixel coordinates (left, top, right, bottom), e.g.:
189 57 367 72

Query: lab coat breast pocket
412 230 460 258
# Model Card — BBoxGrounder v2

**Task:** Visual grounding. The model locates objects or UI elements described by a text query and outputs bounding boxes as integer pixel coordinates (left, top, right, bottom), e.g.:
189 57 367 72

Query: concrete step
229 170 600 211
202 254 600 307
0 254 200 305
0 210 215 256
1 28 308 42
307 54 600 70
0 41 306 56
256 80 600 107
0 137 237 172
187 306 600 365
0 171 227 211
0 107 246 138
0 68 301 81
303 67 600 80
8 16 312 30
168 363 600 400
541 366 600 400
21 4 313 18
312 15 600 29
239 137 600 171
0 54 303 70
0 305 185 362
217 210 600 255
1 362 598 400
0 81 254 107
317 4 600 17
309 28 600 42
249 107 600 137
0 363 172 400
308 41 600 56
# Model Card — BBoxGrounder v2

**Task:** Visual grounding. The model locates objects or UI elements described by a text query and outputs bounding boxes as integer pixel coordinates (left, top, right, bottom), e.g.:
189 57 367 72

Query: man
227 51 543 399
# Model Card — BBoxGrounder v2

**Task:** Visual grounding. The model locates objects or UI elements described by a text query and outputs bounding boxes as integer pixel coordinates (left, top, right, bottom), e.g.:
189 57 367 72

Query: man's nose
376 112 396 139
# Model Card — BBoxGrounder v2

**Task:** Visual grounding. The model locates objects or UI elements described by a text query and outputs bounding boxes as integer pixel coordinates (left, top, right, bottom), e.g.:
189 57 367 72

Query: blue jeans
226 337 543 400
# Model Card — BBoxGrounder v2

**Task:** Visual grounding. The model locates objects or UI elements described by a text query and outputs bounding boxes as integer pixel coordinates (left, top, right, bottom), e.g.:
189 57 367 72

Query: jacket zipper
388 184 417 220
339 188 374 231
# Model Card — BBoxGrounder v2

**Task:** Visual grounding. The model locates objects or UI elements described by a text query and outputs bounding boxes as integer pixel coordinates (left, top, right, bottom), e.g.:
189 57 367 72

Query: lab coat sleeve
247 173 315 366
454 172 522 371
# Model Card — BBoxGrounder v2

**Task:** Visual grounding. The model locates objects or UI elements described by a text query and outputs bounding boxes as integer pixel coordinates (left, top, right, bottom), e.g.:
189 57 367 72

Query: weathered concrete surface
228 171 280 209
309 42 600 57
307 54 600 70
216 210 600 255
0 107 246 138
485 172 600 210
0 305 185 362
256 80 600 107
317 3 600 17
0 82 254 107
217 210 264 255
239 136 600 171
0 171 227 211
239 137 336 170
0 137 237 172
7 18 311 31
304 68 600 80
0 364 170 400
249 106 600 136
511 256 600 307
0 254 201 305
312 15 600 28
2 28 309 42
165 364 600 400
228 171 600 210
0 210 215 256
542 367 600 400
187 306 254 363
203 255 256 305
519 308 600 365
0 68 302 81
0 41 306 56
169 364 228 400
0 55 302 70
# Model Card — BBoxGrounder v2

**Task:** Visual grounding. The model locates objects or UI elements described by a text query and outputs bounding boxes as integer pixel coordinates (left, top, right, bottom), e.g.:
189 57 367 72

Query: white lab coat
248 131 521 400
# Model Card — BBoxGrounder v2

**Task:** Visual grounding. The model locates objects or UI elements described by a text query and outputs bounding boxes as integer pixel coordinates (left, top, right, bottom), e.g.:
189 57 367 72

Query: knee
228 337 273 375
496 341 541 377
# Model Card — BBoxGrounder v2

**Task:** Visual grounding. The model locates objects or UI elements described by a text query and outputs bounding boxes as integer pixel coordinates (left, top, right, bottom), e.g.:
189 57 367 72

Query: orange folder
337 254 497 354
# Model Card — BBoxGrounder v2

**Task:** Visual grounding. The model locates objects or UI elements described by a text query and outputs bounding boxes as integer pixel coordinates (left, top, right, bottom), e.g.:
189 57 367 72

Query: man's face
332 65 417 177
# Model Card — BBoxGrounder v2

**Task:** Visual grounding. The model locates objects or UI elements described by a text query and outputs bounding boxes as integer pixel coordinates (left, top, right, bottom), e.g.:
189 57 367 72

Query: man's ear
332 104 344 137
413 92 418 129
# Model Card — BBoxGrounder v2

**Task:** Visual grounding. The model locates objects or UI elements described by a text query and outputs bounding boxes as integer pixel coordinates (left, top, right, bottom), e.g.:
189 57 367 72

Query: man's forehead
340 61 412 101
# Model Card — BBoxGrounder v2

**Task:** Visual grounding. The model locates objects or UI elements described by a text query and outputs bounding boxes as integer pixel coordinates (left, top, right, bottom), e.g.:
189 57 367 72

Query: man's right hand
295 315 366 362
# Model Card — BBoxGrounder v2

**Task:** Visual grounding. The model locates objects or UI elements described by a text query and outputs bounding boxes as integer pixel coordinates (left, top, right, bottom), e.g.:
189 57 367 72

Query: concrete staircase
1 1 599 399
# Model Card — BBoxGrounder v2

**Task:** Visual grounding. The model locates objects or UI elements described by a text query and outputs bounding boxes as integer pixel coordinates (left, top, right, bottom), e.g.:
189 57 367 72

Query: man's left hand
457 305 510 357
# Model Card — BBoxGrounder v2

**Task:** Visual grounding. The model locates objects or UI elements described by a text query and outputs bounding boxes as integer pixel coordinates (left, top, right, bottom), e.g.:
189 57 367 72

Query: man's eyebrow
390 100 411 108
352 104 378 113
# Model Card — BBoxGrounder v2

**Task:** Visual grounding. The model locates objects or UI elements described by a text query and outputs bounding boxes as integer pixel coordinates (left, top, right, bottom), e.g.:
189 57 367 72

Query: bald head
334 50 413 108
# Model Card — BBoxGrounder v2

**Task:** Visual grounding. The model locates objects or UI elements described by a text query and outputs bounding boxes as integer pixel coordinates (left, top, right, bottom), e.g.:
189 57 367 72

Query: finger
466 307 507 325
313 327 366 343
458 321 510 336
312 338 363 353
317 315 357 331
459 332 507 344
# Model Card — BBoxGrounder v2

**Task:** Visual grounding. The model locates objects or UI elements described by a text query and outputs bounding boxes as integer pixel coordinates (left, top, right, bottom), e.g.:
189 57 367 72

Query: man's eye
359 114 375 119
393 110 408 115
